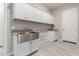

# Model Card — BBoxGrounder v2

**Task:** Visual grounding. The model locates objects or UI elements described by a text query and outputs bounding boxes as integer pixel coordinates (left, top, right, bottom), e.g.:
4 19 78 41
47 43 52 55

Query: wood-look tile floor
32 41 79 56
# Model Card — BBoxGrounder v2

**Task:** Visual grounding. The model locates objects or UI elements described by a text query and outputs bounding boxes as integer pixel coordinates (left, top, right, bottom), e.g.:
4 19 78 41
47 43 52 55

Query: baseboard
58 39 63 41
76 42 79 45
54 39 58 42
63 40 77 44
27 50 38 56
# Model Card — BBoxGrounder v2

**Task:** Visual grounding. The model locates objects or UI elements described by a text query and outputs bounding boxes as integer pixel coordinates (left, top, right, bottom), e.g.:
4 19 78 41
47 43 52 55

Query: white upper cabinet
13 4 54 24
34 9 43 22
43 12 49 23
26 4 35 21
13 4 27 20
43 12 54 24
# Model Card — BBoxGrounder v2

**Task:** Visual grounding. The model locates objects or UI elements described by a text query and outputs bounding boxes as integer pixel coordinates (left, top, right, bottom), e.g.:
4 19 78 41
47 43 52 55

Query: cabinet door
47 31 56 42
25 4 30 20
33 9 39 22
43 13 54 24
0 48 1 55
27 5 34 21
25 4 38 22
42 12 46 23
39 32 47 44
31 39 39 52
0 45 7 56
15 42 31 56
43 13 49 23
32 8 43 22
32 8 38 21
13 33 31 56
13 4 26 20
37 10 43 22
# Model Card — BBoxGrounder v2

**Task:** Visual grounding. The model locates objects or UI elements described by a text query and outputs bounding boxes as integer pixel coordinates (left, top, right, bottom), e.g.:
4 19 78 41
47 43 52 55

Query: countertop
12 29 39 34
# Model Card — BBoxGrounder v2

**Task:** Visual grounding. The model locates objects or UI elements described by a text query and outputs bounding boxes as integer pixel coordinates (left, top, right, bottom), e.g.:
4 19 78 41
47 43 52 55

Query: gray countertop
12 29 39 34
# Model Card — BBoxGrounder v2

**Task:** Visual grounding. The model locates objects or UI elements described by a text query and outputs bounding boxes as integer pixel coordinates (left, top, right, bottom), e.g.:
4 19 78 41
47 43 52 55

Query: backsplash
13 20 53 32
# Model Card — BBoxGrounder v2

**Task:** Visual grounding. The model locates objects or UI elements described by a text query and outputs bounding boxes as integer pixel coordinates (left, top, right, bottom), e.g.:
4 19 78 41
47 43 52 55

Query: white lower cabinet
39 31 57 43
46 31 56 42
31 39 39 52
39 32 48 44
0 45 7 56
13 33 39 56
13 33 30 56
0 48 1 56
14 42 31 56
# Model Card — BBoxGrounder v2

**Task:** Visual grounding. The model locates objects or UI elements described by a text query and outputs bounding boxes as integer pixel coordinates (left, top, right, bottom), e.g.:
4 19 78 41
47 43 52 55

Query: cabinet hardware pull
0 46 3 48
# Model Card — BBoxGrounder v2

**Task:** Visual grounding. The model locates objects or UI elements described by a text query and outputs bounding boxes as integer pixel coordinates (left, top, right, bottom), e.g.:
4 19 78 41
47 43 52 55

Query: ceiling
41 3 68 10
29 3 79 11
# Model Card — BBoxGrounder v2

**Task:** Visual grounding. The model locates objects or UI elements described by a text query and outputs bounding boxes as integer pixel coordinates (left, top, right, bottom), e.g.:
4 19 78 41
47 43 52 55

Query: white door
62 8 78 43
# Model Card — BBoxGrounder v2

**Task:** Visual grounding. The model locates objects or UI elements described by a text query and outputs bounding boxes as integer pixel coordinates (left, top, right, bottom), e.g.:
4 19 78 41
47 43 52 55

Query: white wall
52 4 79 39
0 4 4 46
4 3 13 55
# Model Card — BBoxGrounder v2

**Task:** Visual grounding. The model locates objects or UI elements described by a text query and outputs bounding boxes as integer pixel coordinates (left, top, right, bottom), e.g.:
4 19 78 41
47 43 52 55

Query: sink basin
18 32 39 43
29 32 39 40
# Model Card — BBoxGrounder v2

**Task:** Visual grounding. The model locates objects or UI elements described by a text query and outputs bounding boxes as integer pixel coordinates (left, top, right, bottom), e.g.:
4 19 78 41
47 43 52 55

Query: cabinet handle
0 46 4 48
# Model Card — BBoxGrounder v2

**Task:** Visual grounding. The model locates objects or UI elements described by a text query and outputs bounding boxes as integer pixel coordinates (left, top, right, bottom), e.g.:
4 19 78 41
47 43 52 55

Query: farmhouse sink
19 32 39 43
